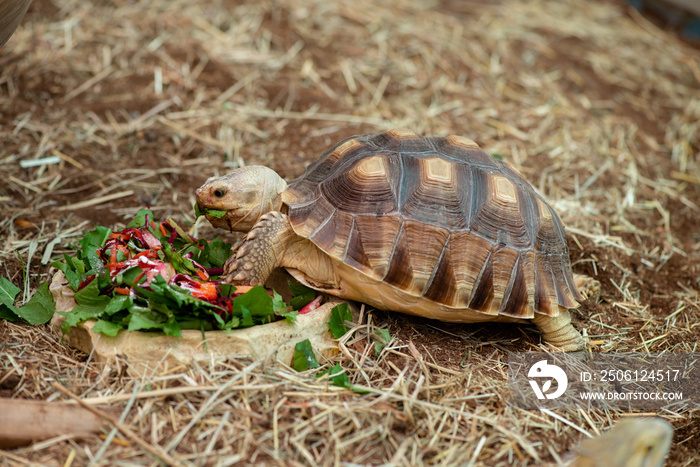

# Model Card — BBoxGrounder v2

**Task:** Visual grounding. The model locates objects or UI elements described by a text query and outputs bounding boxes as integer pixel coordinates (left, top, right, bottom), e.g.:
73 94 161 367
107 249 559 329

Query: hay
1 0 699 465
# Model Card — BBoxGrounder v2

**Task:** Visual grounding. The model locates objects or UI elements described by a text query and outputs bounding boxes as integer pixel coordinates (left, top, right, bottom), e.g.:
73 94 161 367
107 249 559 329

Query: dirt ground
1 0 699 465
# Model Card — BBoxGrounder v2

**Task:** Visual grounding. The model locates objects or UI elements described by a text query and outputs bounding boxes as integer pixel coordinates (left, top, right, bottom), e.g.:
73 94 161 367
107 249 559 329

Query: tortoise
195 129 587 351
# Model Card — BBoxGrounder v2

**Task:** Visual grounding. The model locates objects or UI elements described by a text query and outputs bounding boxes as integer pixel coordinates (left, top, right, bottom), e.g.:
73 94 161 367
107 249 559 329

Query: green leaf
270 290 296 323
127 306 168 332
127 208 155 229
53 254 88 290
373 328 392 356
59 305 105 335
92 319 123 337
120 266 145 287
289 281 316 310
68 255 86 276
52 259 81 290
0 305 20 322
16 283 55 325
74 279 111 309
103 295 132 316
272 290 287 312
160 318 182 337
292 339 320 371
290 292 315 310
0 277 20 311
240 304 254 327
223 315 241 330
328 303 352 339
194 203 227 219
289 281 314 297
218 283 236 298
233 286 274 318
317 363 369 394
204 209 227 218
78 226 111 271
318 363 351 388
204 238 232 268
491 153 504 160
80 226 112 250
277 309 298 324
59 279 111 334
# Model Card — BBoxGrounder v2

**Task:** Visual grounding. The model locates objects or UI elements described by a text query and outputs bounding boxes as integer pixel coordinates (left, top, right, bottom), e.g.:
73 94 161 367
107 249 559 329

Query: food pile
53 209 318 337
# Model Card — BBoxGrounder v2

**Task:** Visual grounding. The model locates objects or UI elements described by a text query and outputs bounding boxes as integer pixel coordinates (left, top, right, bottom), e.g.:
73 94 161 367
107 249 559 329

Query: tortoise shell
281 129 581 319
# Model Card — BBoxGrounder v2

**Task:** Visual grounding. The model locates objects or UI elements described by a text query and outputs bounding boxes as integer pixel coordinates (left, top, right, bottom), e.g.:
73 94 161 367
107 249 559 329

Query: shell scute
400 155 469 228
383 219 450 296
490 245 521 315
499 254 530 318
468 168 533 249
431 135 497 167
321 152 399 214
306 206 351 260
350 213 403 280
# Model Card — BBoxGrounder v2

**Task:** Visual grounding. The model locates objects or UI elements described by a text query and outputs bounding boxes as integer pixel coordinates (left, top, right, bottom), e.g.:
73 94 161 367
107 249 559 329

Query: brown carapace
283 129 580 319
196 129 586 350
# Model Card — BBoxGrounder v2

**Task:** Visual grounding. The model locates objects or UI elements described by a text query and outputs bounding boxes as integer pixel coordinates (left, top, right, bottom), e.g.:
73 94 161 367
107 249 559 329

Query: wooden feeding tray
49 271 342 374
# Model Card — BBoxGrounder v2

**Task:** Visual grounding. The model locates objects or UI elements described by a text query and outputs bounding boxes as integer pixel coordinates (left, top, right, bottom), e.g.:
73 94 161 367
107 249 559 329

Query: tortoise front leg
532 309 586 351
222 211 296 286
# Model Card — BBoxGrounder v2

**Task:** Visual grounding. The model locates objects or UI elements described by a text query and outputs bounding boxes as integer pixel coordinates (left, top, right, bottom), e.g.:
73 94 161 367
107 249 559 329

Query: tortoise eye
213 188 226 198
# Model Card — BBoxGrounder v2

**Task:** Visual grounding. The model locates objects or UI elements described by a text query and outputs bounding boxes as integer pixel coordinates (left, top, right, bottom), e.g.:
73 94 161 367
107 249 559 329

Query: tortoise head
195 166 287 232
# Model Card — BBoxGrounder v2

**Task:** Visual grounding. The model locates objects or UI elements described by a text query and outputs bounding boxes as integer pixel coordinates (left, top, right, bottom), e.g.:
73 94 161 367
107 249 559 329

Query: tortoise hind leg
532 309 585 351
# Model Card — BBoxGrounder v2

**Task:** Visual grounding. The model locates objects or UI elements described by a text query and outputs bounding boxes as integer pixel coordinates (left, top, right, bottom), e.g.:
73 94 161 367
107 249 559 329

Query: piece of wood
0 398 110 448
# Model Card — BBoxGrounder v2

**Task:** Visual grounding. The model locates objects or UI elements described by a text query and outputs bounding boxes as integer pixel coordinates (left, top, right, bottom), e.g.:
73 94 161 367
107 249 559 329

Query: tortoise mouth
197 204 262 233
195 202 229 218
205 213 234 231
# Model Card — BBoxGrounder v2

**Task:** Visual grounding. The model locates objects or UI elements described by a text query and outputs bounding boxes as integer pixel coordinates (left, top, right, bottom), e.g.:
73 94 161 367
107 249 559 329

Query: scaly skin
221 211 296 286
532 309 584 352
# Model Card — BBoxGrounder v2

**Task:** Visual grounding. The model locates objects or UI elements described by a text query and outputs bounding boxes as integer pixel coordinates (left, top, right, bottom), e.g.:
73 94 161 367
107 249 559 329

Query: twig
50 382 183 467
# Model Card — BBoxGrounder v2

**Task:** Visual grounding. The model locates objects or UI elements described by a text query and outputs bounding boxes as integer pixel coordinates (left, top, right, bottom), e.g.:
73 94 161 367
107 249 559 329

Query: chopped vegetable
299 295 322 315
50 208 317 336
328 303 353 338
372 328 392 356
289 281 316 310
317 363 369 394
292 339 320 371
291 339 368 393
194 203 228 219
